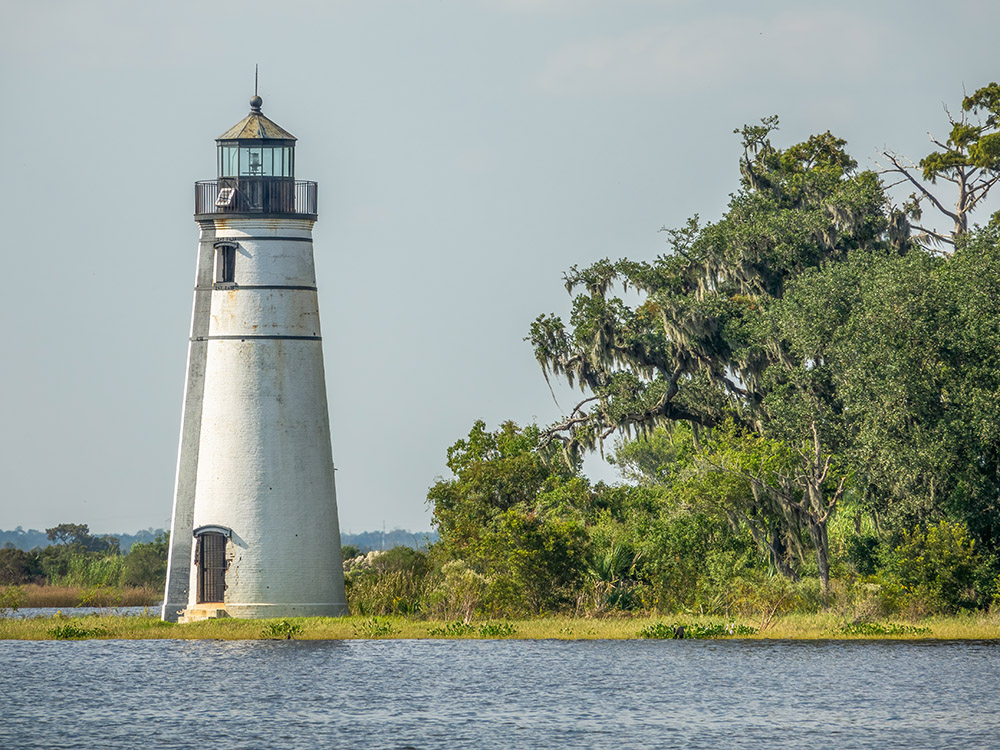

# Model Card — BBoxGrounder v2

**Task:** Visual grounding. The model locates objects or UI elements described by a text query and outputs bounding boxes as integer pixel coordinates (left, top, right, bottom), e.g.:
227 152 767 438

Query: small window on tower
215 243 236 285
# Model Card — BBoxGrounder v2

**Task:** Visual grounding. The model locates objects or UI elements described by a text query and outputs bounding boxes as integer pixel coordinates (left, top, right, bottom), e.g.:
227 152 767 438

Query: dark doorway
196 532 227 603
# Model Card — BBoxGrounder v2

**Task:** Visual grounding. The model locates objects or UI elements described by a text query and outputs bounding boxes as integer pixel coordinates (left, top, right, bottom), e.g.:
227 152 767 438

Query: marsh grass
14 584 160 608
1 612 998 641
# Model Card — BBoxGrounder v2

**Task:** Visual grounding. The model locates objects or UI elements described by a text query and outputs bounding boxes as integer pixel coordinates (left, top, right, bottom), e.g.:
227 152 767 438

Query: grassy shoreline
2 612 999 641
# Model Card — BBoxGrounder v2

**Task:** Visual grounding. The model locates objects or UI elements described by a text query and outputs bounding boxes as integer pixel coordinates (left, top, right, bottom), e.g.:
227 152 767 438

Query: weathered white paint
162 233 216 621
164 215 348 621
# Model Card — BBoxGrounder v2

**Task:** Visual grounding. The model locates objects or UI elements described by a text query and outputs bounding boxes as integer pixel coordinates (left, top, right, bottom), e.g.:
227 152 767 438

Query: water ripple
1 639 998 748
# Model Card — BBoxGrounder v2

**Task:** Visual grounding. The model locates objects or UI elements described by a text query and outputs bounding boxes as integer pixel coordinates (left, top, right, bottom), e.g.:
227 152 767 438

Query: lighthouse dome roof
217 96 296 142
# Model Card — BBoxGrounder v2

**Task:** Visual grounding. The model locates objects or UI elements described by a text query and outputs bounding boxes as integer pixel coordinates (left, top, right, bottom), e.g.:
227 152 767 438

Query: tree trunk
809 521 830 594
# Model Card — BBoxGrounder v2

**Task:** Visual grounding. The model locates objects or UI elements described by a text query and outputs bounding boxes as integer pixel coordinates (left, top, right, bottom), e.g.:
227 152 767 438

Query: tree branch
880 151 961 227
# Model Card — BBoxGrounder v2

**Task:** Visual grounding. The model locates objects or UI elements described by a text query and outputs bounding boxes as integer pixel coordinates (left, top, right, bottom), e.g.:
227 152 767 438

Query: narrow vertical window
214 242 236 285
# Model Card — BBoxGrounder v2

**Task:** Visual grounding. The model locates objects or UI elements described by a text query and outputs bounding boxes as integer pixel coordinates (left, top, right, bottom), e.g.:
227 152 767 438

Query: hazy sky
2 0 998 534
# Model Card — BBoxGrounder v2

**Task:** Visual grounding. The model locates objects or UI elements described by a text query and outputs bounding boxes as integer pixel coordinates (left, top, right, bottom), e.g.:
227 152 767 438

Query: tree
46 523 91 546
529 120 901 591
44 523 118 553
123 532 169 588
427 420 590 615
881 82 1000 248
824 227 1000 555
0 548 38 585
605 426 774 612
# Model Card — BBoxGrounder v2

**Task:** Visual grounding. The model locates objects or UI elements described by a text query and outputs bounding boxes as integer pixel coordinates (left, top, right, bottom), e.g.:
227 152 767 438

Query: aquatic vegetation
352 617 398 639
838 622 931 636
638 621 758 639
477 622 518 638
49 623 110 639
260 619 304 639
428 621 476 637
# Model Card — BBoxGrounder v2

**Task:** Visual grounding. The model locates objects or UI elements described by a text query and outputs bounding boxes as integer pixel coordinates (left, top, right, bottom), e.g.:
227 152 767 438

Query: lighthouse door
196 531 227 603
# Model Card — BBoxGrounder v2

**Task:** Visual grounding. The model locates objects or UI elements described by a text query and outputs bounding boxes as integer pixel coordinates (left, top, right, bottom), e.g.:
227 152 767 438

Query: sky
1 0 998 535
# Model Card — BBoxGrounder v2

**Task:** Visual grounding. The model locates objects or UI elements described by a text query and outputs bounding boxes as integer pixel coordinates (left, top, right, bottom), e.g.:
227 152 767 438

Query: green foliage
529 121 900 594
425 560 489 621
344 547 432 616
46 523 119 553
429 419 575 537
477 621 518 638
77 584 123 611
838 622 930 636
610 425 695 486
884 521 980 613
46 523 91 546
0 585 27 617
428 421 591 617
885 81 1000 245
351 617 398 639
427 621 476 637
261 619 303 639
49 623 110 639
0 548 38 585
57 555 126 589
37 546 129 589
585 541 644 611
638 621 758 639
418 93 1000 618
123 533 168 588
347 570 429 616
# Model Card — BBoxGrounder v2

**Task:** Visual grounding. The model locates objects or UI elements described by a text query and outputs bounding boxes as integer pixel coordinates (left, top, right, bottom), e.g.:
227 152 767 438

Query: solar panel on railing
215 187 236 207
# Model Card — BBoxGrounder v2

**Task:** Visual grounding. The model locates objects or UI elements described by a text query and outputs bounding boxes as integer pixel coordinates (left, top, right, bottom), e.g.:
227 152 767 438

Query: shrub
885 521 980 613
0 585 27 617
344 547 433 616
123 534 168 588
346 569 428 616
844 533 880 576
0 549 38 585
425 560 489 621
833 574 908 620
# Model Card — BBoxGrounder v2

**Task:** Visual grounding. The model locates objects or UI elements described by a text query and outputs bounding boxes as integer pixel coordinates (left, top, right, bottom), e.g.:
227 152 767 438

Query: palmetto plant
587 543 643 611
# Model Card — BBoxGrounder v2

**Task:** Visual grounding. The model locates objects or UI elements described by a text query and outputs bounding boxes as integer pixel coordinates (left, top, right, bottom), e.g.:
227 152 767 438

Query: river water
2 638 998 749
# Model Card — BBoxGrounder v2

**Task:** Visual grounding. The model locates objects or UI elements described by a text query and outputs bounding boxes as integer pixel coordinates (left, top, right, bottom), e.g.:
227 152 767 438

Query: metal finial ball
250 95 263 111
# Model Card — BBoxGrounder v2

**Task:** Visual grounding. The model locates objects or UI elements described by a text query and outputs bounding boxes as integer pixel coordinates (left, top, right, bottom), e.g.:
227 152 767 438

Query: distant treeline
0 523 436 593
0 526 165 554
0 526 436 555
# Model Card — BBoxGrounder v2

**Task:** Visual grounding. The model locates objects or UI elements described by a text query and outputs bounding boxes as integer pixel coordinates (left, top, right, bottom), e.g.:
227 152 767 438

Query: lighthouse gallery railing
195 179 317 217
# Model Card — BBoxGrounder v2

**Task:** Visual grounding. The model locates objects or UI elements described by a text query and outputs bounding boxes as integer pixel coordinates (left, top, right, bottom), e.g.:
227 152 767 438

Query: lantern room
217 95 296 179
194 95 317 219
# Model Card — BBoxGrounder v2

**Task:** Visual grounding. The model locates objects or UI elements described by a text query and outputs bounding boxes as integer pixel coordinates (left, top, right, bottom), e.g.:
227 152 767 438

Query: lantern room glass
217 145 293 178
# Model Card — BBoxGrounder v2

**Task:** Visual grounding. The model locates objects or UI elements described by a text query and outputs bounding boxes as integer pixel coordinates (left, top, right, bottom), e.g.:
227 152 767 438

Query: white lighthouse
162 93 348 622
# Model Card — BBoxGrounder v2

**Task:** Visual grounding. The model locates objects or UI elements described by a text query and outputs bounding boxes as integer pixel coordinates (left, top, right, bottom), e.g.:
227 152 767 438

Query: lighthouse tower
162 93 348 622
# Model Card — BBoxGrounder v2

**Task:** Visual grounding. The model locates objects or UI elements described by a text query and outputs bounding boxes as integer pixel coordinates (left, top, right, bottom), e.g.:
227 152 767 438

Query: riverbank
2 612 998 641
